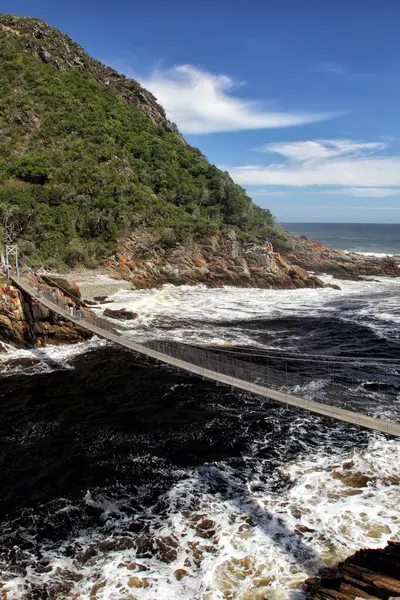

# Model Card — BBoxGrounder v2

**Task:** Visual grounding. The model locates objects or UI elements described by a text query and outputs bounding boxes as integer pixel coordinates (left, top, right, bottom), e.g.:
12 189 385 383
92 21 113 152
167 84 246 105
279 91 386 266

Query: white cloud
226 138 400 189
321 187 400 198
140 65 340 134
258 139 387 161
352 206 400 210
249 189 288 197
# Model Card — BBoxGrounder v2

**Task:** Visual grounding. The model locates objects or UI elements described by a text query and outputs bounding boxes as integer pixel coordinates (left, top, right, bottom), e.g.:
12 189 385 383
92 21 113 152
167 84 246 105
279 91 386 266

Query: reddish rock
108 230 330 291
0 280 90 347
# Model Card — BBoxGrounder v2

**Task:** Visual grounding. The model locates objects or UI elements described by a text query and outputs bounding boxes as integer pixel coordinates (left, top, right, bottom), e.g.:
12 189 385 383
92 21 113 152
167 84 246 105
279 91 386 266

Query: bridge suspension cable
8 269 400 437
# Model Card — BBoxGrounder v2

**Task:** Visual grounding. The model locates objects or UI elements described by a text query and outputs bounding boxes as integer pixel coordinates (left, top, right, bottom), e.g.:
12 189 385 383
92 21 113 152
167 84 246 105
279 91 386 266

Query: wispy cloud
257 139 387 161
226 139 400 189
314 61 400 86
314 61 347 75
321 187 400 198
140 65 341 134
352 206 400 210
249 189 288 197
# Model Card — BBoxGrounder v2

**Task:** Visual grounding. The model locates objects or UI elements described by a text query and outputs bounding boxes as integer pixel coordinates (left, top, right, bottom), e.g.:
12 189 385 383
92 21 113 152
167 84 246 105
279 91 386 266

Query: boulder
103 308 138 320
304 541 400 600
42 276 81 300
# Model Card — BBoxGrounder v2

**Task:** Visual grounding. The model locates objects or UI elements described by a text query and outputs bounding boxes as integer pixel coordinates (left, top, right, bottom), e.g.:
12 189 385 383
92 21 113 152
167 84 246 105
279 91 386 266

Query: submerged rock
103 308 138 320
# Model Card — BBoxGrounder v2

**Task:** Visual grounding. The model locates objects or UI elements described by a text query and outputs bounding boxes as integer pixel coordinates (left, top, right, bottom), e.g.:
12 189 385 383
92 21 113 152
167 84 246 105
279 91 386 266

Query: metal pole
5 245 9 279
15 245 19 276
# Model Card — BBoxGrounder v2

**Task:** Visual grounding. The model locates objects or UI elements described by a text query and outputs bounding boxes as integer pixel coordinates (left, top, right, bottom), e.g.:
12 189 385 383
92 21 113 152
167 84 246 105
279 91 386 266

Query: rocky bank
2 231 400 348
0 275 90 348
108 230 331 290
304 541 400 600
285 237 400 280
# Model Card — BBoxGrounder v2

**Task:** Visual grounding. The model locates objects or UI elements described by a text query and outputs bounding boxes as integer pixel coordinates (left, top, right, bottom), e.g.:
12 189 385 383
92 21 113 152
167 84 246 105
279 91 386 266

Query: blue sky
3 0 400 223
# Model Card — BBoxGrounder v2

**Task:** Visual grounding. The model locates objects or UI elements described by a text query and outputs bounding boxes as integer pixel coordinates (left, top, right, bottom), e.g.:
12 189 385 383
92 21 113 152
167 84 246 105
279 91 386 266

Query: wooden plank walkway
11 275 400 437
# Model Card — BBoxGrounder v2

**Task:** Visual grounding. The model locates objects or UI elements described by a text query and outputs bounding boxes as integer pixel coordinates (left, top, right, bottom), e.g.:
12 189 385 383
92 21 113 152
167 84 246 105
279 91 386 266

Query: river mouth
0 280 399 599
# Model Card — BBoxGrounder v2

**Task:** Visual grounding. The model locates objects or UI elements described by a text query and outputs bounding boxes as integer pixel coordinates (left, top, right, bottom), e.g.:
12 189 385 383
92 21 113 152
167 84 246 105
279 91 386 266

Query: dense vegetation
0 14 296 269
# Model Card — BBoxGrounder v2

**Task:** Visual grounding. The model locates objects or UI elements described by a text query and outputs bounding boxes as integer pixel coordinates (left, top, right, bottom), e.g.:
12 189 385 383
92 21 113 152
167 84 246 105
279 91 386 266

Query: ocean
0 231 400 599
284 223 400 255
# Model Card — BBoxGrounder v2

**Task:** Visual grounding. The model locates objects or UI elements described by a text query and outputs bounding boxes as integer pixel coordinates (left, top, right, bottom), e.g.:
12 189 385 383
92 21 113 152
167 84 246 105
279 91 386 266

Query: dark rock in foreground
304 541 400 599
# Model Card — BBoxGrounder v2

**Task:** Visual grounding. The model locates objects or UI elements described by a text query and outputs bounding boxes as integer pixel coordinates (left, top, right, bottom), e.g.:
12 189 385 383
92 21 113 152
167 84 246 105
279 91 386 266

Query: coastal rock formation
0 278 90 347
304 541 400 600
108 230 328 290
285 237 400 280
103 308 138 320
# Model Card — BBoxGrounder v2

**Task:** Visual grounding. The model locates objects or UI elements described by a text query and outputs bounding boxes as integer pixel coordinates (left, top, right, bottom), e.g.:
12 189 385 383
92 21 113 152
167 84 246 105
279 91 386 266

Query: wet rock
174 568 188 581
332 471 372 488
155 536 179 563
128 575 150 588
194 517 216 540
83 298 98 306
92 296 114 304
304 541 400 600
103 308 138 320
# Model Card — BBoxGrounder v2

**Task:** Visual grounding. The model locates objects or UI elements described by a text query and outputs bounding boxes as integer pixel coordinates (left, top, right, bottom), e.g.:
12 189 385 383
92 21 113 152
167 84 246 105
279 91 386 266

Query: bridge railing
12 271 400 420
13 273 123 338
144 339 400 415
144 339 301 393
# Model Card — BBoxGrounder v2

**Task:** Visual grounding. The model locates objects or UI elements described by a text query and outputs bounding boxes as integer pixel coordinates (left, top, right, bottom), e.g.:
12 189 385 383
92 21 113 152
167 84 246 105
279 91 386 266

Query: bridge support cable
7 264 400 437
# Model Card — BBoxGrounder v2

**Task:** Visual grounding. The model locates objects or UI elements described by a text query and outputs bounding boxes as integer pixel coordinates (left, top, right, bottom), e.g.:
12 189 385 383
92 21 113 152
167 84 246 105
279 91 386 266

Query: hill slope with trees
0 13 297 269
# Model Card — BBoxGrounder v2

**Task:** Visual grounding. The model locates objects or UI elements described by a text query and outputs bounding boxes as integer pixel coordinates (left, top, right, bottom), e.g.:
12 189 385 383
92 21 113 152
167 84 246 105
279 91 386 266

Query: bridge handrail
9 272 400 437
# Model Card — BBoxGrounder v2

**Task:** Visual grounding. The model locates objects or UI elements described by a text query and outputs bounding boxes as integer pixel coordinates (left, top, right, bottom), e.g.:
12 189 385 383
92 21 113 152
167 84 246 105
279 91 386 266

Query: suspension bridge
4 250 400 437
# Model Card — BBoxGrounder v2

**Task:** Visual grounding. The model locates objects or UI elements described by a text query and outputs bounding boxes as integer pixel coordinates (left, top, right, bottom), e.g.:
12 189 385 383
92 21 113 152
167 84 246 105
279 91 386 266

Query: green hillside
0 14 295 269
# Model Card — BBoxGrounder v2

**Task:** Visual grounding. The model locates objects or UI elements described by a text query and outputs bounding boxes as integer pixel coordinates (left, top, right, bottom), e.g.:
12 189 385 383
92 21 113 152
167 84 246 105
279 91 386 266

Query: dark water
1 284 400 598
284 223 400 254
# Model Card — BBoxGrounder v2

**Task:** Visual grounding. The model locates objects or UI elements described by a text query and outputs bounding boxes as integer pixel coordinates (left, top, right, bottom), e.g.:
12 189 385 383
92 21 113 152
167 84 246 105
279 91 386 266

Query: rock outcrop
304 541 400 600
285 237 400 280
0 278 90 347
103 308 138 320
108 230 329 290
42 275 81 300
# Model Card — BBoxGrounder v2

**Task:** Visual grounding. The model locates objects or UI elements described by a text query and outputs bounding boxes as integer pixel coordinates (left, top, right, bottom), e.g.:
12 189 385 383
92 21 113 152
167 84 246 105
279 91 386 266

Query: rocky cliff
0 279 90 348
108 230 330 290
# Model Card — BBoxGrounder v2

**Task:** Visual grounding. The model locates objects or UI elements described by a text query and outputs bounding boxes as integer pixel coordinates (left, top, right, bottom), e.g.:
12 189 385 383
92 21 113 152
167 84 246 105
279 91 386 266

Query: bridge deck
11 274 400 437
